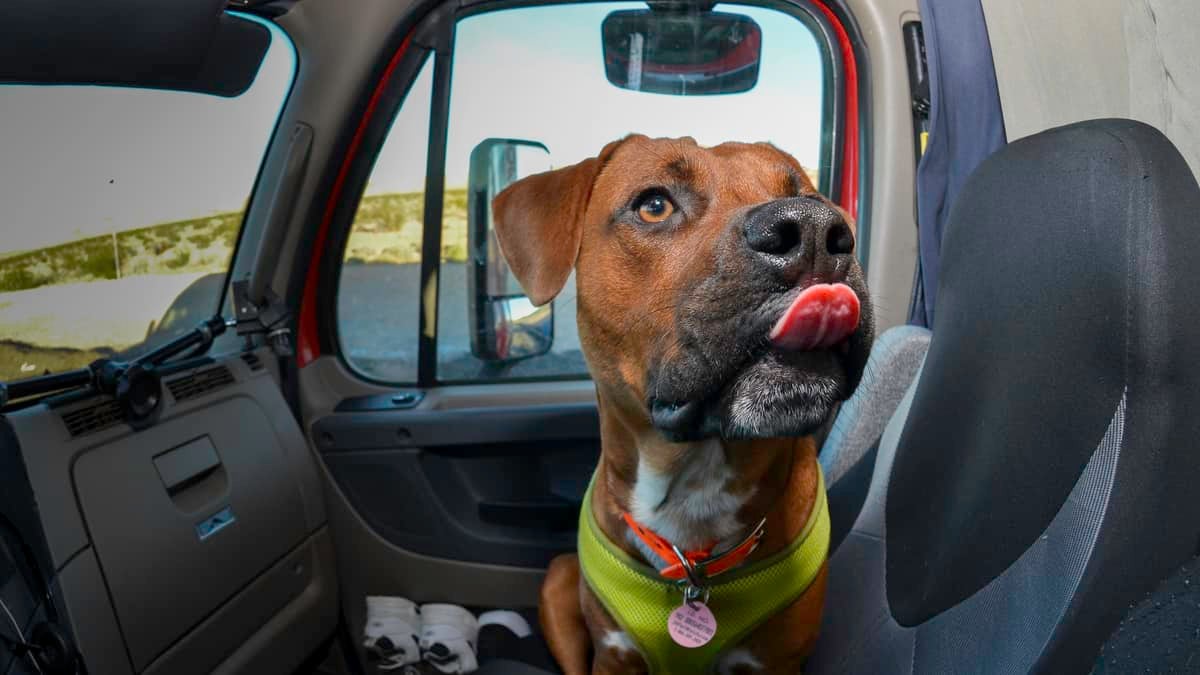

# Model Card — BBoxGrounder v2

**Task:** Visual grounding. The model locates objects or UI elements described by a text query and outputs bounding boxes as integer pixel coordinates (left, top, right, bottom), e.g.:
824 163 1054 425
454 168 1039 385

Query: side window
437 2 827 382
337 58 436 384
0 17 295 383
336 2 829 386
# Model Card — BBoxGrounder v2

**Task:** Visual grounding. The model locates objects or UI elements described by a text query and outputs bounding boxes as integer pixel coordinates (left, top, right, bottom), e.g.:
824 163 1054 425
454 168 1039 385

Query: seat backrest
809 119 1200 674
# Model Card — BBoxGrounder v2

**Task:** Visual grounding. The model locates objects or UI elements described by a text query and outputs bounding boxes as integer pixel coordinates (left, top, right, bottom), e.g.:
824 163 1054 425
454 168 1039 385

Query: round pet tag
667 602 718 648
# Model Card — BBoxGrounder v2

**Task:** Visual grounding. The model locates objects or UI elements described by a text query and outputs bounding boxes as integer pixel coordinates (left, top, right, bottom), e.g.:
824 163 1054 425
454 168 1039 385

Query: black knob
117 363 162 430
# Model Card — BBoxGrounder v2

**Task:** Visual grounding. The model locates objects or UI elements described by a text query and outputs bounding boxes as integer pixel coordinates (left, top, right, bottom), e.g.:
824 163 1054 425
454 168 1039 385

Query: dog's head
493 135 874 442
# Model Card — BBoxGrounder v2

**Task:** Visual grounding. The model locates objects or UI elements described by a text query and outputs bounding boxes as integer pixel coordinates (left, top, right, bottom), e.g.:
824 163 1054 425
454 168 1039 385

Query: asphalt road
339 261 586 382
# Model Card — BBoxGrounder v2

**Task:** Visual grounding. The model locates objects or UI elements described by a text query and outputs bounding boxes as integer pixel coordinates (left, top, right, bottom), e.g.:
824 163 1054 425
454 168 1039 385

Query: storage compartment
143 530 337 675
73 397 308 671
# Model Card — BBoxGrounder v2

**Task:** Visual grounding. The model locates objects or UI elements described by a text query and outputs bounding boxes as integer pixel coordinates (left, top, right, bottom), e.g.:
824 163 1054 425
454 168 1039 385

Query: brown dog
492 135 873 674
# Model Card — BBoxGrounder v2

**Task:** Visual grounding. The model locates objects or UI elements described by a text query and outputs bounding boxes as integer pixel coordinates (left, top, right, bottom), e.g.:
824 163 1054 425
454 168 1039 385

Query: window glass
436 2 826 382
337 57 436 384
0 16 295 383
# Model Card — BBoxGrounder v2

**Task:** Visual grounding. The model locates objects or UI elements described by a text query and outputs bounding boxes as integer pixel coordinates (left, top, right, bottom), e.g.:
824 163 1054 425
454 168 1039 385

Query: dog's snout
743 196 854 281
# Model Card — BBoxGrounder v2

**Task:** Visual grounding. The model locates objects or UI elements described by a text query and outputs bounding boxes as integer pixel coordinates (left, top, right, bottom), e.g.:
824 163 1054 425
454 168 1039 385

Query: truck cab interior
1 1 1198 674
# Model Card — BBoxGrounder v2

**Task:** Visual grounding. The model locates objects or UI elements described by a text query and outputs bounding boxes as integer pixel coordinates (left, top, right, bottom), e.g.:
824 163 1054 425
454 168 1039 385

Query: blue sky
368 1 825 194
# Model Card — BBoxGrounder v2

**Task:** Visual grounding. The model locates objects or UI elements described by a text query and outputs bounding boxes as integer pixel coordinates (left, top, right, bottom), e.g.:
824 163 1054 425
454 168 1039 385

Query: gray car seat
808 118 1200 674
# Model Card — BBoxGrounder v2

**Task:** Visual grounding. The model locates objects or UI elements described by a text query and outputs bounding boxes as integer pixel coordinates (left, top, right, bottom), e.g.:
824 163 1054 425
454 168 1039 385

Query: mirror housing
467 139 555 363
601 8 762 96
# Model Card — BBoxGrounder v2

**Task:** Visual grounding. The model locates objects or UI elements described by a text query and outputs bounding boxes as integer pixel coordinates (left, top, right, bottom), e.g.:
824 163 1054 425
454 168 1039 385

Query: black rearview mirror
467 139 555 363
601 9 762 96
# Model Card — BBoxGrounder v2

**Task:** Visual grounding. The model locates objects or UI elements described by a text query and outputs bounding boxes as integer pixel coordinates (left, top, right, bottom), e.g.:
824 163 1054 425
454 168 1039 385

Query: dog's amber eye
637 195 675 223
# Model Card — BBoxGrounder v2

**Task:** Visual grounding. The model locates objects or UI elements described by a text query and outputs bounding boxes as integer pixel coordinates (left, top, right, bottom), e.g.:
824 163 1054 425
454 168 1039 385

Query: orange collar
621 512 767 583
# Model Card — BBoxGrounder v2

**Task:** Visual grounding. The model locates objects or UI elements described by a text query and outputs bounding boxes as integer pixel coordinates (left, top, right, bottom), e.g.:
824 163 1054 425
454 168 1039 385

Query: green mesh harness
577 467 830 675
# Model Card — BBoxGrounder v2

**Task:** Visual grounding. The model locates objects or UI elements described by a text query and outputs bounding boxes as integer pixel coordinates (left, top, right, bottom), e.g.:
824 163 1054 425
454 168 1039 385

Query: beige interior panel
320 460 546 602
299 355 598 424
845 0 921 334
8 350 335 674
56 548 135 675
147 529 339 675
983 0 1200 179
73 398 310 670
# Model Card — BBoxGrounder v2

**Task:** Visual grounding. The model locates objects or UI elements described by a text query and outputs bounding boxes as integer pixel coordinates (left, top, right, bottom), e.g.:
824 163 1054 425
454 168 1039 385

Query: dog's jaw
648 345 855 442
723 368 843 440
646 268 874 443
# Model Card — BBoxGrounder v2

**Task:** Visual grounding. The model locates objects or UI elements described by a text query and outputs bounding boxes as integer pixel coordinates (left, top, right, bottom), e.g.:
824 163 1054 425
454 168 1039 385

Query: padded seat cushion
820 324 931 486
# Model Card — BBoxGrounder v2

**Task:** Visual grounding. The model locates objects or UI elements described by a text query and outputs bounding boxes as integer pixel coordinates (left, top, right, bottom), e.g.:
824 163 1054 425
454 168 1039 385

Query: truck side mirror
466 138 555 363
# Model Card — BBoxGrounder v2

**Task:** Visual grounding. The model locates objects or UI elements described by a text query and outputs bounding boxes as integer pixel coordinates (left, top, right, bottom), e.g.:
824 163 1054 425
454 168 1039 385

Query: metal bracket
231 279 293 357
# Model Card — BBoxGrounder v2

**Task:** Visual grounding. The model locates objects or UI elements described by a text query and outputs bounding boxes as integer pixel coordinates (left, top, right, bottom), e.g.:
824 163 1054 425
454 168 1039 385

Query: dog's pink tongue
769 283 861 351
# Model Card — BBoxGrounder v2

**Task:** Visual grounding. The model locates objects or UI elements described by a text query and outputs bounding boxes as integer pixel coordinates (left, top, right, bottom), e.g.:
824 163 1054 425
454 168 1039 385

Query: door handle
477 496 581 531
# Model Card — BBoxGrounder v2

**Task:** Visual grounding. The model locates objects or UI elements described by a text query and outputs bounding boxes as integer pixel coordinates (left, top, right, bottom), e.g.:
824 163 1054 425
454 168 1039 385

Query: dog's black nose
743 196 855 281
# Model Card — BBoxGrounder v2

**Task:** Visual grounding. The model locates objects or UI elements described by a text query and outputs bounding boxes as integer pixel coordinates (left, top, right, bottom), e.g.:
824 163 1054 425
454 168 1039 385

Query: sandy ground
0 263 586 382
0 272 207 351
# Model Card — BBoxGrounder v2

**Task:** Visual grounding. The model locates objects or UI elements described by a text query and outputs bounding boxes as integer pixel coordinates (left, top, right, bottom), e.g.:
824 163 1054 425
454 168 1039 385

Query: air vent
240 352 264 371
61 400 125 437
166 365 235 402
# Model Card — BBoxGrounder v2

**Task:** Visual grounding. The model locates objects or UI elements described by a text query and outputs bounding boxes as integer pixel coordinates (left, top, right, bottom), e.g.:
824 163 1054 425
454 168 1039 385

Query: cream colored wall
982 0 1200 180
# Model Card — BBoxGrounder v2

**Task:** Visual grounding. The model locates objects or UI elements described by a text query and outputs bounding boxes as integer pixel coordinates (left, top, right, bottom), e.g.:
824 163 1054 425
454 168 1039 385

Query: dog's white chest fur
628 439 752 558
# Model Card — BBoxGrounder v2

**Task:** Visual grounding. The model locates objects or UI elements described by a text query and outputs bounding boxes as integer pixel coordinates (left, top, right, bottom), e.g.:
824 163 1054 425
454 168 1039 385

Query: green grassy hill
0 188 470 294
0 213 243 293
342 188 469 265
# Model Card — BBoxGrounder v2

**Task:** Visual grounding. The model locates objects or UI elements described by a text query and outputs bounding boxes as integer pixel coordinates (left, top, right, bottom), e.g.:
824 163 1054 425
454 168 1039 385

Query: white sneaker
363 596 422 670
418 603 480 674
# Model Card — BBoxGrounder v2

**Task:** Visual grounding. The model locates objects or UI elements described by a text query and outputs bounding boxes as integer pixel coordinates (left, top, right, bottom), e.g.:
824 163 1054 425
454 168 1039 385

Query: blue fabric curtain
909 0 1007 327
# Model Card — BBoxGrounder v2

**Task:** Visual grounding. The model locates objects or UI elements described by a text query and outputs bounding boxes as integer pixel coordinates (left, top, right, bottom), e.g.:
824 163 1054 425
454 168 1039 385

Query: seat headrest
887 119 1200 625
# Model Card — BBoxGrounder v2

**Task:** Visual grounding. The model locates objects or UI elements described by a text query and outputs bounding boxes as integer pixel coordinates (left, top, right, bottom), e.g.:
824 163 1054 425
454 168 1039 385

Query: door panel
312 398 598 568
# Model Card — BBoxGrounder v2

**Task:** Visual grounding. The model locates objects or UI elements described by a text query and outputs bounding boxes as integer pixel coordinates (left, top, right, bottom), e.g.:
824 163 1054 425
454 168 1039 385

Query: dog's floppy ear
492 138 626 306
